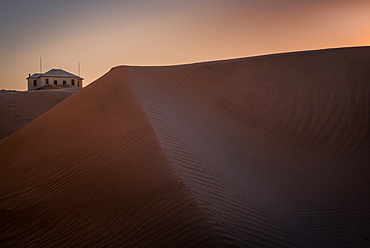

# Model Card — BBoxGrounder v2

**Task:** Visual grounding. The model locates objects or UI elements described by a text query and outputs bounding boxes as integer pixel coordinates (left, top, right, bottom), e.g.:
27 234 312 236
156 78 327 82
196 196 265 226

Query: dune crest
1 47 370 247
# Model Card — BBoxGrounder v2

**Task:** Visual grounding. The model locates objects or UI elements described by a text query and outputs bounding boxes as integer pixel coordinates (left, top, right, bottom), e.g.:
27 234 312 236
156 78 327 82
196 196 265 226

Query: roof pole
40 57 43 73
78 62 80 76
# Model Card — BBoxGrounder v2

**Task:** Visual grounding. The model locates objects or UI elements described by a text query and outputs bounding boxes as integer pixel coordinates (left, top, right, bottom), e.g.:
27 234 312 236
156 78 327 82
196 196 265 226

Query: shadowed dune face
127 47 370 247
1 47 370 247
0 89 80 139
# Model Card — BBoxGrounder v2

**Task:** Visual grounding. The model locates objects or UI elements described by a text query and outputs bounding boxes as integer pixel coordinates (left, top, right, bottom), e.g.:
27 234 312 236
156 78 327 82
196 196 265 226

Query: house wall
28 78 40 90
28 76 82 90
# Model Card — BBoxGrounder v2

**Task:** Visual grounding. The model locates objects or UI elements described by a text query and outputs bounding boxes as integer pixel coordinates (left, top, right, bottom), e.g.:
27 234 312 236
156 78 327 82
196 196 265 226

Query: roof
28 73 43 78
27 69 83 79
42 69 83 79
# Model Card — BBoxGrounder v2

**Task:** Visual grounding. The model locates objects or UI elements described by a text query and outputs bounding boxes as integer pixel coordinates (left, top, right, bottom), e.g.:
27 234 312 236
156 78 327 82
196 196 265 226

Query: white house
27 69 83 90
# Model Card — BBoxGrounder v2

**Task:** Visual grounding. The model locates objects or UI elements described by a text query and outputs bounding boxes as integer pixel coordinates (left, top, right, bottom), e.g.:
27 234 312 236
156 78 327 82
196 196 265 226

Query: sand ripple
1 47 370 247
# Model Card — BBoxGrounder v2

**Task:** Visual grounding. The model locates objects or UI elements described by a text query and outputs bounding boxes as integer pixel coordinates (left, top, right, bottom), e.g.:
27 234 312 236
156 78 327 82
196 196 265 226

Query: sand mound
0 88 80 139
1 47 370 247
35 85 61 90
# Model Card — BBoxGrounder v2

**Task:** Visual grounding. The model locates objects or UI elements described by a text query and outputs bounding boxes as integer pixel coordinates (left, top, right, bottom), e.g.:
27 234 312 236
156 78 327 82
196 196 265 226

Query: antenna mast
40 57 43 73
78 62 80 76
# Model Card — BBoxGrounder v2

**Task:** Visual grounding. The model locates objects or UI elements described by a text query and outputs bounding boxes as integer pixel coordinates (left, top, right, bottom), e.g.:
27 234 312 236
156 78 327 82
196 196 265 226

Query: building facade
27 69 83 90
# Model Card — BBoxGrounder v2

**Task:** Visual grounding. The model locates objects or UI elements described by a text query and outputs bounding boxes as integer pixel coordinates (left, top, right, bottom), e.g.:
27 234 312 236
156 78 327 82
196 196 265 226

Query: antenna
78 62 80 76
40 57 43 73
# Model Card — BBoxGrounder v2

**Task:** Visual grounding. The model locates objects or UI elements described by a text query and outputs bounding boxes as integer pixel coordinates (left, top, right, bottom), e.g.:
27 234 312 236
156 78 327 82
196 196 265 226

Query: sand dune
1 47 370 247
0 88 80 139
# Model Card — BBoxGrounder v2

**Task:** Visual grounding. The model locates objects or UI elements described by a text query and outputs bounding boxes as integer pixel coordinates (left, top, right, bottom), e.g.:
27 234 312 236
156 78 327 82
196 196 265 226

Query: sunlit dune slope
1 47 370 247
0 69 216 247
0 88 80 139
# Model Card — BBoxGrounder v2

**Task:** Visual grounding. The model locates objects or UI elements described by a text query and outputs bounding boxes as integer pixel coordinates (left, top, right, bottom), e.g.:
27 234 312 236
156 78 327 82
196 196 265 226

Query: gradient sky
1 0 369 90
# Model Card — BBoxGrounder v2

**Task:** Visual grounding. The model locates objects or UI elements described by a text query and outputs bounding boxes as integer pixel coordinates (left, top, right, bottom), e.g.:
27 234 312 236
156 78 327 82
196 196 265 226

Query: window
71 79 75 86
33 80 37 86
54 80 57 85
46 78 49 84
63 80 66 87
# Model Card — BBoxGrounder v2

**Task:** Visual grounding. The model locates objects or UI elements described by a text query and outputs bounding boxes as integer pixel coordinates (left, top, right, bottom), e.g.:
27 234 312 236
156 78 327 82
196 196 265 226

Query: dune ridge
1 47 370 247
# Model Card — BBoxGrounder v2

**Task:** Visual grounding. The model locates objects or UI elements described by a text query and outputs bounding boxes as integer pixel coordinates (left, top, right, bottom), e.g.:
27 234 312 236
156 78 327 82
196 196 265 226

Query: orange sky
0 0 369 90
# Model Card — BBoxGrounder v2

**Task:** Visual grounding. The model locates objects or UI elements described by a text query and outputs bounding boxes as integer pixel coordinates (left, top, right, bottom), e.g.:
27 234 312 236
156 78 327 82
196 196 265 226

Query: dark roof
42 69 83 79
27 69 83 79
28 73 43 78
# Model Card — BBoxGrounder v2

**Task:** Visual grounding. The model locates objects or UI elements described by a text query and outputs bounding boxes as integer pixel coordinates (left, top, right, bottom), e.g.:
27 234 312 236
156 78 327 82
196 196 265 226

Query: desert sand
0 47 369 247
0 88 80 139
